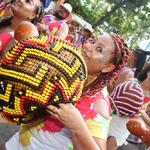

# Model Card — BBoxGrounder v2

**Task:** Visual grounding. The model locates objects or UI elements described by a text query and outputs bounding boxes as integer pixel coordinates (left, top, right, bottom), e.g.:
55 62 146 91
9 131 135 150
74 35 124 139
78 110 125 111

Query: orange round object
141 130 150 146
126 118 147 137
14 21 39 41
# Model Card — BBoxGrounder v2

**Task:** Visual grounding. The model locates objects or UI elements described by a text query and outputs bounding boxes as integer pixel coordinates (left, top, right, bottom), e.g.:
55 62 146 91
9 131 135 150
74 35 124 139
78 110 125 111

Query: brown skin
146 103 150 118
140 72 150 97
0 0 41 33
47 104 100 150
14 21 39 41
11 0 41 20
107 136 117 150
126 70 150 147
0 145 6 150
82 34 115 76
68 21 79 34
113 68 134 88
48 34 116 150
1 34 116 150
55 5 70 19
0 0 41 67
0 21 39 65
37 4 71 39
140 72 150 127
126 51 136 68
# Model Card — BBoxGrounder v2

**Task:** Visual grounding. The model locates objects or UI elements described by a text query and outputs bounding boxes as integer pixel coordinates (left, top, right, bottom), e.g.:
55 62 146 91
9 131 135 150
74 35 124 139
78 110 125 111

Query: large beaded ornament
0 35 87 124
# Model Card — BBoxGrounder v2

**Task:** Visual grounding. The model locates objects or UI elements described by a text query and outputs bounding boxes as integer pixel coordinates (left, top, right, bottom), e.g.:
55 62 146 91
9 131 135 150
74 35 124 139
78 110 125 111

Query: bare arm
55 23 69 39
93 99 111 120
71 121 100 150
47 104 100 150
92 99 111 150
141 110 150 127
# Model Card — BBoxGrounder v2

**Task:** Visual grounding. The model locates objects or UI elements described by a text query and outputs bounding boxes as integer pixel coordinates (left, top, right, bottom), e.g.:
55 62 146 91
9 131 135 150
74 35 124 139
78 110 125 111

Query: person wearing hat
65 20 80 43
37 3 73 39
0 34 89 150
72 26 93 48
0 33 130 150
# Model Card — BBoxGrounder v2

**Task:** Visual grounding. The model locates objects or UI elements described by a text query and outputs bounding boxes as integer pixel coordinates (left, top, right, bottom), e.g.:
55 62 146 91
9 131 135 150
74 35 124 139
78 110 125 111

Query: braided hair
83 33 130 95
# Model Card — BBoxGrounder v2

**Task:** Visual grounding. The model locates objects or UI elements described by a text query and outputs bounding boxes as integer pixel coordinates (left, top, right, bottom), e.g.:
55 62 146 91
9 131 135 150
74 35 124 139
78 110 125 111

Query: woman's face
127 52 136 68
82 34 115 75
11 0 41 20
69 22 79 33
54 5 70 20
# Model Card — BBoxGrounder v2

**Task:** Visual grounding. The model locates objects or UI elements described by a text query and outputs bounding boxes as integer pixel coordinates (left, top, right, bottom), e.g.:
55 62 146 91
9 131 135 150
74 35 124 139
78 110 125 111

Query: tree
92 0 126 28
66 0 150 49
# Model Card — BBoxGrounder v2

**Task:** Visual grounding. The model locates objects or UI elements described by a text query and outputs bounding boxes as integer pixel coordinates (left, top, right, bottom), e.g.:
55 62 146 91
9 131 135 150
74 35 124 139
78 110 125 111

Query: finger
47 105 58 112
58 103 73 109
58 103 65 108
47 106 61 116
47 110 59 119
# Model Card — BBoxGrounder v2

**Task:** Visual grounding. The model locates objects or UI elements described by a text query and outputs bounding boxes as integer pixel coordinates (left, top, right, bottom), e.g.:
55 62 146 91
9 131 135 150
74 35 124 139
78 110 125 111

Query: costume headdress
0 35 87 124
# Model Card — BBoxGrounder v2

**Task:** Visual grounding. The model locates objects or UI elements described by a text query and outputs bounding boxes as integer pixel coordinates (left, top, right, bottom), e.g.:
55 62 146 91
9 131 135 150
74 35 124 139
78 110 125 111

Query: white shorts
109 115 129 146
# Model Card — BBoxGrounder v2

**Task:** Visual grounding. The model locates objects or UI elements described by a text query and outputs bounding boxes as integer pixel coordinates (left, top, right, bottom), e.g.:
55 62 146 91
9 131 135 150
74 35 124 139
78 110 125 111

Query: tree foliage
66 0 150 49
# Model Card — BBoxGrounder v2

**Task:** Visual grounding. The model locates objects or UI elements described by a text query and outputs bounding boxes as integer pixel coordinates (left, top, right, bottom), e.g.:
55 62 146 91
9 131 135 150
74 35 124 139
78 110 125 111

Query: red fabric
144 97 150 104
48 21 64 34
42 117 64 132
0 33 12 52
65 35 74 43
76 90 111 120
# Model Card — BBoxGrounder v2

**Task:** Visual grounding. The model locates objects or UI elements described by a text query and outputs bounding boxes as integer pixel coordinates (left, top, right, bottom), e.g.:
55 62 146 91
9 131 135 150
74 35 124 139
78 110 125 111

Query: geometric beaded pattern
0 35 87 124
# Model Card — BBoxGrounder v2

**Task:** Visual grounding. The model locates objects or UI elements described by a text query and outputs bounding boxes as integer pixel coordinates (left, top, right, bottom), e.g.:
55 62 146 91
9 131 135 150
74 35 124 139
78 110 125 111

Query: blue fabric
43 0 52 8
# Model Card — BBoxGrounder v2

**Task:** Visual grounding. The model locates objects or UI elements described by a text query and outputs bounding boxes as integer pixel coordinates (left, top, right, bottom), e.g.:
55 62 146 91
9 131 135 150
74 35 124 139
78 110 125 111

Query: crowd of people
0 0 150 150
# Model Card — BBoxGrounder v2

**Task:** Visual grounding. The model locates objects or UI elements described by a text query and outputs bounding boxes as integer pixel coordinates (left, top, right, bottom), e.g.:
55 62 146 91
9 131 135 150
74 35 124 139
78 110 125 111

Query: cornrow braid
83 33 130 95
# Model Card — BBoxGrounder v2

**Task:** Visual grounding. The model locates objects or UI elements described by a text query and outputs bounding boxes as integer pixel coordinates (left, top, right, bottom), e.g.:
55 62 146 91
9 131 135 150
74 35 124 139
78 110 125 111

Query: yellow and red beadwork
0 35 87 124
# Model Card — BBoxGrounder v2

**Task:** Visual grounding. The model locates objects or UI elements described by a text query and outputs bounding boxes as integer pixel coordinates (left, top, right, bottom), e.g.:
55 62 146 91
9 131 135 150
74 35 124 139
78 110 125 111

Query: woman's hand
47 104 100 150
47 103 85 131
37 23 47 33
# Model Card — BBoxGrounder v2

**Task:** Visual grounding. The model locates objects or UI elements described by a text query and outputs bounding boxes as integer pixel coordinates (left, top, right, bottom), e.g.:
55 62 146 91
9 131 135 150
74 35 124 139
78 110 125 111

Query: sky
139 40 150 51
139 40 150 61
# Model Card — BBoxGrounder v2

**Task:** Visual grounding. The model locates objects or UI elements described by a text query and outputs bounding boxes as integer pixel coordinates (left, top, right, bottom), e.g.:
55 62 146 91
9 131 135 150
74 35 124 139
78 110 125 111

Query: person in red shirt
37 3 73 39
